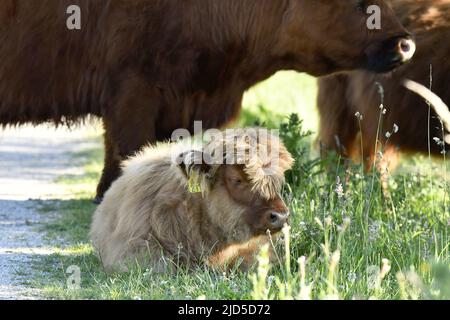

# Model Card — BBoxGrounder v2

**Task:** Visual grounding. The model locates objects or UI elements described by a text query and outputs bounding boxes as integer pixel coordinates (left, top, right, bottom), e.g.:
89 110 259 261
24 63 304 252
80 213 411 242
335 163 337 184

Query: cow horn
403 79 450 144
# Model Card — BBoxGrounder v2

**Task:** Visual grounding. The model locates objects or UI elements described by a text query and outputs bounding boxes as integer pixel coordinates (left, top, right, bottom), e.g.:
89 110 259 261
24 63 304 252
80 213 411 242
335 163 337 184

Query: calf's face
176 129 293 243
216 165 290 237
280 0 415 75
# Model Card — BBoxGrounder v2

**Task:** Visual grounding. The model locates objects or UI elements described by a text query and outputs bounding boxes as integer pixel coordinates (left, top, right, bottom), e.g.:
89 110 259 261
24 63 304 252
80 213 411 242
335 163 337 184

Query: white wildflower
377 151 383 160
347 272 357 283
335 176 344 198
393 124 399 133
355 112 363 121
368 221 381 242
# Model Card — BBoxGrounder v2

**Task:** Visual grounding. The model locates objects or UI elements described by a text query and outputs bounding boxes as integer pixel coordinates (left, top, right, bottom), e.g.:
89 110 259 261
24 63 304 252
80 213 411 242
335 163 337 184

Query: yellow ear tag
187 172 202 194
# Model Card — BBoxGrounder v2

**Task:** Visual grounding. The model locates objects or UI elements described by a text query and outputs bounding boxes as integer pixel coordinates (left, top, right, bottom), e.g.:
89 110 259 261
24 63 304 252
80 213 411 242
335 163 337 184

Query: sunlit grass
242 71 318 132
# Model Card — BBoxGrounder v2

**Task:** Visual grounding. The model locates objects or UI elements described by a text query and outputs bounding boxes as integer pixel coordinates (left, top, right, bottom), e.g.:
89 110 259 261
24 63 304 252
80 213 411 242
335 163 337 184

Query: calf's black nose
269 212 289 230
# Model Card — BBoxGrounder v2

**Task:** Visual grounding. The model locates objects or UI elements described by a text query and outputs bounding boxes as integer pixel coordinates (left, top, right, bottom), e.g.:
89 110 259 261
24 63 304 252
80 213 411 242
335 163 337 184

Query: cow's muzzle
365 35 416 73
267 211 289 233
397 38 416 62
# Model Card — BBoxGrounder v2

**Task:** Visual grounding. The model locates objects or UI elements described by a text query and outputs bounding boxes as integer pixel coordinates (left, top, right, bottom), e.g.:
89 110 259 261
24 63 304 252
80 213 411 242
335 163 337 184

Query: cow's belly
155 90 244 140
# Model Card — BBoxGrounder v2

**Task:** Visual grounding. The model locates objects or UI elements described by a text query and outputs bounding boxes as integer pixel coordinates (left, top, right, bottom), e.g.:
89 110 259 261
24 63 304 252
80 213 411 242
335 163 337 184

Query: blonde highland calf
90 128 294 273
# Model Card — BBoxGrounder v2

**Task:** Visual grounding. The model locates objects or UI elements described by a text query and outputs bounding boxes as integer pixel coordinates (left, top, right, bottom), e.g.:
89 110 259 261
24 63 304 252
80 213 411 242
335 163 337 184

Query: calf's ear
175 150 213 177
175 150 214 193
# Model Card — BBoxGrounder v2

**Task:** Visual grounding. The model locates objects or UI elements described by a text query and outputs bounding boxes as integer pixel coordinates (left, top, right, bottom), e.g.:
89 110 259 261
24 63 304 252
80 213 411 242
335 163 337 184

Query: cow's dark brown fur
318 0 450 172
0 0 412 201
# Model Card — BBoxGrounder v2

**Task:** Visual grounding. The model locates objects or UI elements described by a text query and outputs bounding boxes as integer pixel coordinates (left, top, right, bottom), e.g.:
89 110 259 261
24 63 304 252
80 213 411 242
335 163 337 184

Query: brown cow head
176 128 294 242
277 0 416 75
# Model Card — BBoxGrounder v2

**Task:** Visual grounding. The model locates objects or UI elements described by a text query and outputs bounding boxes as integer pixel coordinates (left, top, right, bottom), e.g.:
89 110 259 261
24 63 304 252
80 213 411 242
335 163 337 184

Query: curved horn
403 79 450 144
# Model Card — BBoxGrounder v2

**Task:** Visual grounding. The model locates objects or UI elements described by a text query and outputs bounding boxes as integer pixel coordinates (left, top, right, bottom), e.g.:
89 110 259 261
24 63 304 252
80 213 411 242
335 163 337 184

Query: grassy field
31 71 450 300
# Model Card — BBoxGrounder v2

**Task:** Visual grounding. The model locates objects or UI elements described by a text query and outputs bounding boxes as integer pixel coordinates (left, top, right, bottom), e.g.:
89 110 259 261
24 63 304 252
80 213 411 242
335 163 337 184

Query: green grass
240 71 318 131
31 71 450 300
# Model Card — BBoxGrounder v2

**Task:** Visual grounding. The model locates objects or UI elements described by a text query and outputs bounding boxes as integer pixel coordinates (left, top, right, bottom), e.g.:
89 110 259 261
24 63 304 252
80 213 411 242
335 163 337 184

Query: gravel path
0 124 99 299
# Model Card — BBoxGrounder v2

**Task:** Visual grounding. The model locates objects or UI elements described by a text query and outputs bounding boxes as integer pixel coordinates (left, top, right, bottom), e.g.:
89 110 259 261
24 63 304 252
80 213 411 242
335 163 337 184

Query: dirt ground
0 124 99 299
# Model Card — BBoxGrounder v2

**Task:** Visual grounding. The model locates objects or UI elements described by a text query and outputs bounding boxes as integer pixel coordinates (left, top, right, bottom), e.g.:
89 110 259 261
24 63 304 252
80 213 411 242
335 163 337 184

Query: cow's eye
233 178 242 185
228 176 244 187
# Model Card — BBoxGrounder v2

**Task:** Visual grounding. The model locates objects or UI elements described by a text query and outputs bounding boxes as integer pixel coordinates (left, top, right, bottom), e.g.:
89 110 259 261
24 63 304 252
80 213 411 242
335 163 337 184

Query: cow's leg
94 126 123 204
95 114 157 204
94 75 159 203
365 141 399 198
318 76 364 191
207 237 271 272
318 76 359 158
379 145 400 197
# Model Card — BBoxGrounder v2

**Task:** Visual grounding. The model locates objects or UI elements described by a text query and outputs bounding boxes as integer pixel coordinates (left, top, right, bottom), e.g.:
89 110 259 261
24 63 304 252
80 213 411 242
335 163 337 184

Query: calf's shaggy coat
0 0 414 202
90 129 294 272
318 0 450 171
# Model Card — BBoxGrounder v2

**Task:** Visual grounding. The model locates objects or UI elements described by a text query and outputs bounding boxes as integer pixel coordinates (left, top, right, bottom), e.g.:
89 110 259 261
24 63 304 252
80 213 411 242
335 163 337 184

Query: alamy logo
170 122 281 176
366 5 381 30
66 265 81 290
64 4 383 31
66 5 81 30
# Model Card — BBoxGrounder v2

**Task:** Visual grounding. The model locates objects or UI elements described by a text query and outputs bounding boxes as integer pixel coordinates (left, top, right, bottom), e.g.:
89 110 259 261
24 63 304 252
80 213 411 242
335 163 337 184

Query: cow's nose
397 38 416 62
269 212 289 231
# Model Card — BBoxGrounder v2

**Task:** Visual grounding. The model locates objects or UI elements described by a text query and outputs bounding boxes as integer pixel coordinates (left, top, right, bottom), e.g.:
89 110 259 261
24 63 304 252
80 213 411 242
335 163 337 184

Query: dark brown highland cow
0 1 415 202
318 0 450 172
